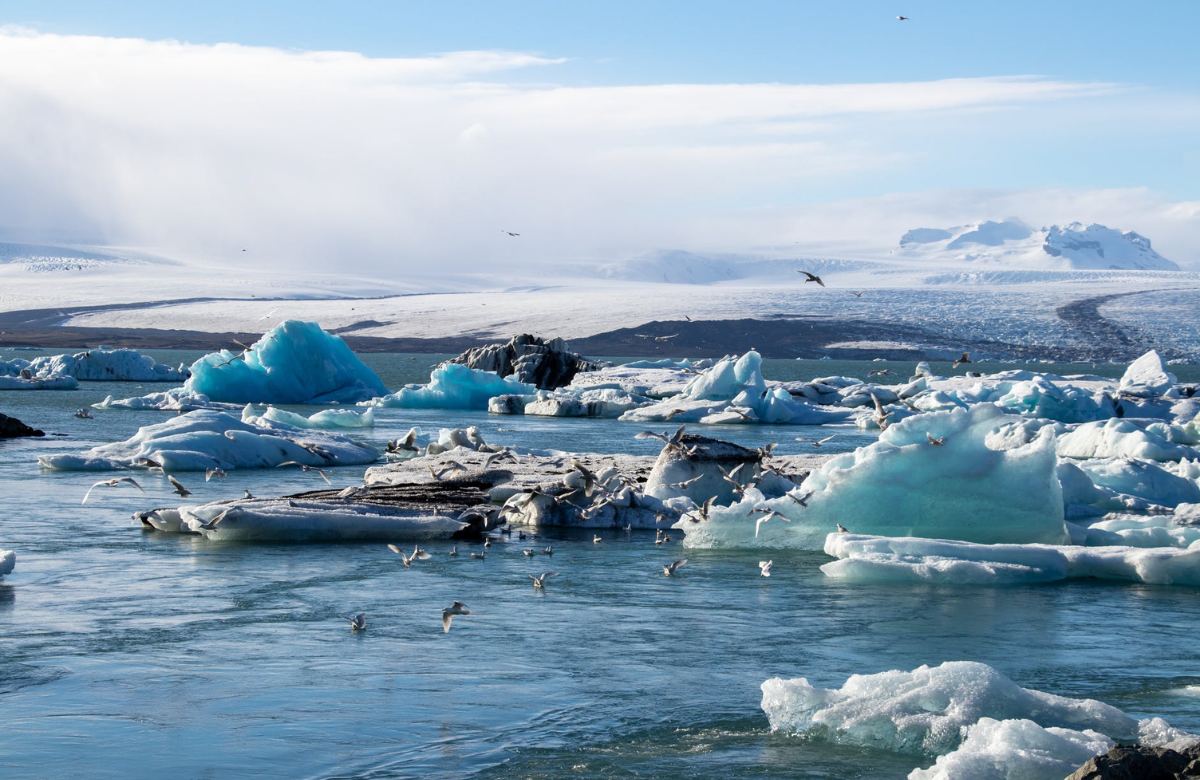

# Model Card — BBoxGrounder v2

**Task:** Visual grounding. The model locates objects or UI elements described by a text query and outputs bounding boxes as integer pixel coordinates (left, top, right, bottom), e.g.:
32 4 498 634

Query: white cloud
0 28 1190 274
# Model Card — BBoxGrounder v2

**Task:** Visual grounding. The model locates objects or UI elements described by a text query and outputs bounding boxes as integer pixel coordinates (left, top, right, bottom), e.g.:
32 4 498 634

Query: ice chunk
363 363 534 410
0 549 14 578
170 499 468 542
760 661 1137 755
567 362 701 398
184 320 388 404
682 404 1068 549
1077 458 1200 508
822 534 1200 587
0 373 78 390
37 410 379 472
241 404 375 429
1120 349 1176 396
94 391 239 412
26 348 188 382
1057 419 1196 462
908 718 1113 780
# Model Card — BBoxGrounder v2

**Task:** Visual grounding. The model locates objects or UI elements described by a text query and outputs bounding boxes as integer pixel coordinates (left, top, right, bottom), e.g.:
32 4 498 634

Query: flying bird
952 352 973 369
796 435 836 448
205 467 227 481
501 230 520 237
663 559 687 577
167 474 192 497
798 270 825 287
759 560 773 577
851 291 867 298
277 461 332 484
343 613 366 631
897 15 909 20
927 433 946 446
82 477 146 504
195 509 231 531
442 601 470 633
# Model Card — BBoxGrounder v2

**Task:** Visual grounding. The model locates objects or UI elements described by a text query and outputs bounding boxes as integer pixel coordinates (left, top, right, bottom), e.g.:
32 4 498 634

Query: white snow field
183 320 388 404
761 661 1195 780
0 549 13 578
36 410 379 472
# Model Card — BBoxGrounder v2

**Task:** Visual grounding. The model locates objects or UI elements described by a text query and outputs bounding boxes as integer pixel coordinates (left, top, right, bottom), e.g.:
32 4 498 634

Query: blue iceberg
363 362 535 410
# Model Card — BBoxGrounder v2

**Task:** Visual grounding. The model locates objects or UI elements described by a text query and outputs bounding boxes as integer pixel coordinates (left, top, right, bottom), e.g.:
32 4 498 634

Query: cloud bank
0 28 1196 272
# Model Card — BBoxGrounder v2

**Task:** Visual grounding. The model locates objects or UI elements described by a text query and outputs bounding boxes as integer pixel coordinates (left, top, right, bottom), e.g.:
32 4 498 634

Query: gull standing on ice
836 523 849 533
82 477 146 504
442 601 470 633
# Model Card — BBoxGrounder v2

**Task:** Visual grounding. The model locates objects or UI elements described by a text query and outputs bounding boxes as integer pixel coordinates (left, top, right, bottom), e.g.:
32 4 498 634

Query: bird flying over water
663 559 687 577
953 352 973 369
759 560 773 577
82 477 146 504
442 601 470 633
530 572 558 589
167 474 191 497
798 270 825 287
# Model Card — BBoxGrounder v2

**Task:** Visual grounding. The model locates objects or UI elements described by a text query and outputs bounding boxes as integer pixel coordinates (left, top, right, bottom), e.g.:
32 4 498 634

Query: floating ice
1077 457 1200 508
1120 349 1176 396
183 320 388 404
364 362 534 410
822 534 1200 587
241 404 375 429
760 661 1138 755
908 718 1113 780
0 549 13 578
95 391 239 412
16 348 188 382
161 500 468 542
37 410 379 472
683 403 1068 549
567 360 709 398
0 373 78 390
1056 419 1197 462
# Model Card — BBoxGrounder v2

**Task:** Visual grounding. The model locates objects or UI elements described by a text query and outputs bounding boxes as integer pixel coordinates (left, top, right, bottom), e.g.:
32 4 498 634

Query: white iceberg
163 500 468 542
183 320 388 404
363 362 534 410
908 717 1113 780
1120 349 1177 396
1077 457 1200 508
241 404 375 429
1056 419 1197 462
682 404 1068 549
0 373 78 390
37 410 379 472
822 534 1200 587
0 549 13 578
95 391 240 412
22 348 188 382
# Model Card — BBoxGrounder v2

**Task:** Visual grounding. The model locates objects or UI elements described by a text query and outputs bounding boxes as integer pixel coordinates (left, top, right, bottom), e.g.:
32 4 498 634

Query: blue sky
0 1 1197 267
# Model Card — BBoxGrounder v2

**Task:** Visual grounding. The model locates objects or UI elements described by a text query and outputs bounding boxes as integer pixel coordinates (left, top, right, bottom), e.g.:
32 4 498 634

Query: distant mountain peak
897 220 1178 271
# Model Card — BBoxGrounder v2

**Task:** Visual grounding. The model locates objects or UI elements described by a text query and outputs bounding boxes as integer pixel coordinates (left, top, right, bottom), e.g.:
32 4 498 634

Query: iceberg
0 549 13 578
363 362 534 410
908 718 1113 780
446 334 608 389
1077 458 1200 508
0 373 78 390
22 348 188 382
37 410 379 472
1120 349 1176 396
241 404 375 429
822 534 1200 587
682 404 1068 549
1056 419 1197 462
183 320 388 404
95 391 240 412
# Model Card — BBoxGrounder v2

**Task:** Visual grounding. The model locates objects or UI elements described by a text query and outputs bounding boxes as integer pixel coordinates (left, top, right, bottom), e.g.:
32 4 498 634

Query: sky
1 0 1198 271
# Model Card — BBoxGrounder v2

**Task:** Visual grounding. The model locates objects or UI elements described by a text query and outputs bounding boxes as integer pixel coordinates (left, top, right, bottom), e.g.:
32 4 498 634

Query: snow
362 362 535 410
37 410 378 472
183 320 388 404
241 404 375 429
681 404 1068 549
0 549 13 578
822 534 1200 587
908 718 1113 780
897 220 1180 271
760 661 1138 754
16 348 187 382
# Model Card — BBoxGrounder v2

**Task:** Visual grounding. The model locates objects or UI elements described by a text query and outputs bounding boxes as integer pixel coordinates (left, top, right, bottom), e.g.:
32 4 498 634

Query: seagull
663 559 687 577
277 461 332 484
759 560 773 577
257 309 278 321
75 408 94 419
654 334 679 342
243 489 254 499
501 230 520 237
442 601 470 633
388 543 431 567
470 551 486 560
386 429 420 454
483 537 491 548
205 467 227 481
664 408 687 421
523 549 535 556
687 496 716 523
195 509 232 531
343 613 366 631
82 477 146 504
134 457 165 473
541 545 554 555
530 572 558 589
897 15 909 20
663 475 703 490
867 368 890 377
952 352 973 369
167 474 192 497
429 461 468 481
753 509 789 538
836 523 849 533
871 393 892 429
927 433 946 446
593 535 602 544
796 435 836 448
798 270 825 287
851 290 867 298
787 490 813 507
448 546 458 556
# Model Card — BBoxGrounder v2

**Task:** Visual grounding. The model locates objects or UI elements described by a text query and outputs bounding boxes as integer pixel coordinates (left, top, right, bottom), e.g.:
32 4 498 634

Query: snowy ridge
591 251 880 284
897 220 1180 271
0 241 169 272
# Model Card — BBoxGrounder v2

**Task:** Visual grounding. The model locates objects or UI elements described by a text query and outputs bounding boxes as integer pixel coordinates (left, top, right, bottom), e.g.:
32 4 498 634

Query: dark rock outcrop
1066 742 1200 780
0 413 44 438
448 334 608 390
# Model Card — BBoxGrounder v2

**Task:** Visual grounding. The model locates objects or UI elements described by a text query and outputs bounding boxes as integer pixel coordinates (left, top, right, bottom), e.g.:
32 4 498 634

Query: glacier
183 320 388 404
37 410 379 472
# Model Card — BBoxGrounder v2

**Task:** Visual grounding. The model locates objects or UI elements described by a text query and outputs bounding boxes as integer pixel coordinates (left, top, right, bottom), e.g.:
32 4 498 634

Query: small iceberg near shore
37 410 379 472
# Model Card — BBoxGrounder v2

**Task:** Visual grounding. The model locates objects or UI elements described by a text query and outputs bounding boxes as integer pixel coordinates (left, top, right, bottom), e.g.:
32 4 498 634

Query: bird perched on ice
759 560 773 577
82 477 146 504
836 523 849 533
663 559 687 577
952 352 973 369
75 408 93 419
798 270 825 287
530 572 558 589
343 613 366 631
167 475 192 497
442 601 470 633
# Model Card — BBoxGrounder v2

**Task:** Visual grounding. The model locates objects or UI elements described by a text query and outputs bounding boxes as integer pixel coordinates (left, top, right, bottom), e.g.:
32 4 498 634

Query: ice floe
14 348 187 382
363 362 534 410
37 410 379 472
0 373 78 390
908 718 1114 780
183 320 388 404
0 549 14 578
94 391 240 412
241 404 375 429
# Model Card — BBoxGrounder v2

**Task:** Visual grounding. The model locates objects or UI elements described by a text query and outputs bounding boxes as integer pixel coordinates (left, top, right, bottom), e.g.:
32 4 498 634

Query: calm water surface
1 354 1198 779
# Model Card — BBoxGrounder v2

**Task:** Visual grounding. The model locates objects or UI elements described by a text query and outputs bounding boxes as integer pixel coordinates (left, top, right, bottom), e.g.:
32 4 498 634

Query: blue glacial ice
241 404 375 429
183 320 388 404
363 362 534 410
0 549 13 578
37 410 379 472
1056 418 1199 462
822 533 1200 587
681 403 1068 549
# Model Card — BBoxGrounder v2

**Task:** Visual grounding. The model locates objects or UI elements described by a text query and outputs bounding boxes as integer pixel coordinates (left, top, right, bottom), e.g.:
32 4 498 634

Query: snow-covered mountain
896 220 1179 271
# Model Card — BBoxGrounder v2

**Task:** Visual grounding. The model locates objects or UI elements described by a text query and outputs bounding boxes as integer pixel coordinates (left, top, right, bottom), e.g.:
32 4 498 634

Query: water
2 355 1199 779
